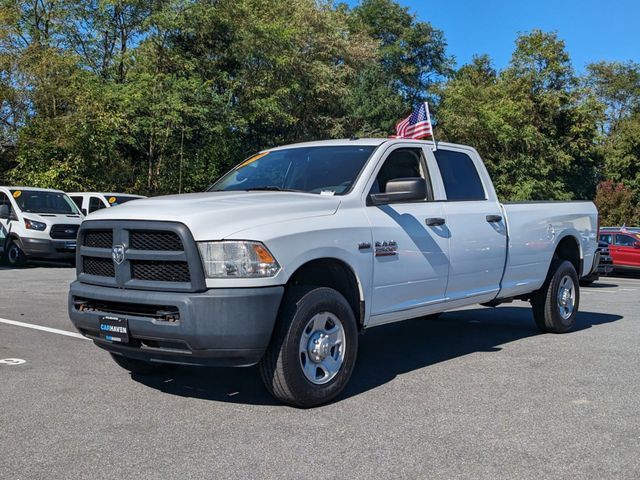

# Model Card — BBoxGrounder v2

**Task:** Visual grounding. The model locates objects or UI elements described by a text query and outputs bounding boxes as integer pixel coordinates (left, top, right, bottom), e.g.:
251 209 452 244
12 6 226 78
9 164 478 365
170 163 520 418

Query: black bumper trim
22 237 76 259
68 281 284 367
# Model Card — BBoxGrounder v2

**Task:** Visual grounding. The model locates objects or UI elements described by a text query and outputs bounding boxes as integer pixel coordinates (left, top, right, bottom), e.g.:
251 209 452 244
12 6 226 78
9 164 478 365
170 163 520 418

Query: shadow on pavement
131 306 623 407
0 260 74 270
583 281 618 288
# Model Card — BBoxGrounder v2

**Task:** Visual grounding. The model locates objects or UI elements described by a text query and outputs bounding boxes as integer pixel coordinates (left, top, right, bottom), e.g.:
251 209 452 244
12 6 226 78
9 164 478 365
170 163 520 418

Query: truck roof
0 186 65 193
267 138 463 151
67 192 145 197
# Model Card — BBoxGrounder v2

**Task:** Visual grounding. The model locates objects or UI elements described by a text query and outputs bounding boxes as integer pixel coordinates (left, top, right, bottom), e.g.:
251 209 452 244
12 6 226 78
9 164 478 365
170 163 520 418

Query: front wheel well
286 258 364 329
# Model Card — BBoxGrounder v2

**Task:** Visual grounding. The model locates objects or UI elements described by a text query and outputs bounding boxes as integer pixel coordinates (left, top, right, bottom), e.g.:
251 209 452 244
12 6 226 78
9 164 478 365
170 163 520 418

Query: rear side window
434 149 486 201
615 234 638 246
89 196 106 213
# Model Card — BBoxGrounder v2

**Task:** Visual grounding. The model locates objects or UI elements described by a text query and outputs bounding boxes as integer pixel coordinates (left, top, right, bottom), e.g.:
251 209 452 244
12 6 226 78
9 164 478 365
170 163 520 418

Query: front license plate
99 316 129 343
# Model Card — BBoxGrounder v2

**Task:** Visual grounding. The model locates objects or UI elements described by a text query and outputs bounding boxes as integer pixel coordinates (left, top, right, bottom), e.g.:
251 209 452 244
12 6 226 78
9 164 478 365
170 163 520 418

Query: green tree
346 0 453 135
438 31 602 201
594 180 640 226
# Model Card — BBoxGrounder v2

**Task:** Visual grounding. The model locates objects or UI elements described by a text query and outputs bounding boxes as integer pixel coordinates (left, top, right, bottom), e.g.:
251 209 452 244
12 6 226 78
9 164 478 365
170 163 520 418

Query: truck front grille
130 231 183 251
131 260 190 282
50 224 79 239
77 221 205 292
84 230 113 249
83 257 115 277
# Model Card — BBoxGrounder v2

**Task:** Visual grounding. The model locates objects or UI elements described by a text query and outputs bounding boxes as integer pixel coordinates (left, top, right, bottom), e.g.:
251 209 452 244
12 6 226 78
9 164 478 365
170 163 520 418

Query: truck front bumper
68 281 284 367
22 237 76 260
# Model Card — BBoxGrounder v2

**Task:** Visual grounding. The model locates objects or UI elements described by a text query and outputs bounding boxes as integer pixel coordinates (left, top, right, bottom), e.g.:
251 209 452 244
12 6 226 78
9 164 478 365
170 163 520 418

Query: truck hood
21 212 83 225
85 191 341 240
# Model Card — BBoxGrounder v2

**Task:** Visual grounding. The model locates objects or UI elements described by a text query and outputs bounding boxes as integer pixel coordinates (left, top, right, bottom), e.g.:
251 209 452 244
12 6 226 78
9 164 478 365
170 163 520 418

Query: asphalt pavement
0 265 638 479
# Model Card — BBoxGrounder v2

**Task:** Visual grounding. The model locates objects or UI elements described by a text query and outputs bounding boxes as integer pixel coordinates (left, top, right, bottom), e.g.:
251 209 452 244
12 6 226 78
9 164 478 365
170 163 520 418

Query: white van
0 186 83 266
68 192 145 216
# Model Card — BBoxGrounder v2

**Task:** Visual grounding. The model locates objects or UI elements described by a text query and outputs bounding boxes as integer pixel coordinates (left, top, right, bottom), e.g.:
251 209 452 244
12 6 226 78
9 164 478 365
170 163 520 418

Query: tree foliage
0 1 638 224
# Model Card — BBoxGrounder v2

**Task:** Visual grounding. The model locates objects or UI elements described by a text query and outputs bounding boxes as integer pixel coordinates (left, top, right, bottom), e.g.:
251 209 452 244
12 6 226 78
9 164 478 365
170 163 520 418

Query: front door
364 145 450 323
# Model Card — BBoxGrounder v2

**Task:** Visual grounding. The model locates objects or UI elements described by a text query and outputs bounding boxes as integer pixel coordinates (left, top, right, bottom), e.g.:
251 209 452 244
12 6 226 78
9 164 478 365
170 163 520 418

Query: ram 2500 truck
68 139 598 407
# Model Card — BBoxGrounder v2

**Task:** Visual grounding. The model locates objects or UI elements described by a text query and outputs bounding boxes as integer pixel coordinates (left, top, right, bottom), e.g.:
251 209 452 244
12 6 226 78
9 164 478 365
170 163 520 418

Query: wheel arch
552 234 582 277
285 257 365 329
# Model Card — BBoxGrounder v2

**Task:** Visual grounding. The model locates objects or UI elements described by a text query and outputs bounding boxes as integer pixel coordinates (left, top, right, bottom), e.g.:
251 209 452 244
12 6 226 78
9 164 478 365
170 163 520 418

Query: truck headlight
197 241 280 278
24 218 47 231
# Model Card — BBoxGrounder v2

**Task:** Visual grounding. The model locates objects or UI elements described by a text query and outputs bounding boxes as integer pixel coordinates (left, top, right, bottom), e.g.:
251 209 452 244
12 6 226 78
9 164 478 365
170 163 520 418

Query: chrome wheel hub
308 332 331 362
299 312 346 385
557 275 576 320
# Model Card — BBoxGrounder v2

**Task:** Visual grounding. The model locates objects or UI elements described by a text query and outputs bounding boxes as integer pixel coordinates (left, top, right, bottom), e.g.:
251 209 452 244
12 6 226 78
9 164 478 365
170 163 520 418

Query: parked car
598 227 640 270
0 186 82 266
579 240 613 285
68 192 145 216
68 139 598 407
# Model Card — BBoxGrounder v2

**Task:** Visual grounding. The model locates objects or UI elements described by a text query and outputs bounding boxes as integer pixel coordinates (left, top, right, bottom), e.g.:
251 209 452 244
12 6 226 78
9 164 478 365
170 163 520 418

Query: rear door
613 233 640 267
429 147 507 301
364 144 449 322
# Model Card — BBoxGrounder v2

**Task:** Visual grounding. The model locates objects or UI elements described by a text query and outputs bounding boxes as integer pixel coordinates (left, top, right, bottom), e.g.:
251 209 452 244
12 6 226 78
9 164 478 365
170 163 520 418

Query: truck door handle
425 217 445 226
486 215 502 223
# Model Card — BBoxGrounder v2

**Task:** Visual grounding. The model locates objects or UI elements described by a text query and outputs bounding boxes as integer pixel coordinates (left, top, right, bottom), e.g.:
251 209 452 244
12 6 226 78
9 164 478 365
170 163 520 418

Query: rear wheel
5 241 26 267
259 286 358 407
531 260 580 333
110 353 173 375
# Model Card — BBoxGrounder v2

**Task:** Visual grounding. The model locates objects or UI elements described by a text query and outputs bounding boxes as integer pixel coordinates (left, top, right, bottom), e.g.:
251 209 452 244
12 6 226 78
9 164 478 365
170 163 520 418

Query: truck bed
499 201 598 298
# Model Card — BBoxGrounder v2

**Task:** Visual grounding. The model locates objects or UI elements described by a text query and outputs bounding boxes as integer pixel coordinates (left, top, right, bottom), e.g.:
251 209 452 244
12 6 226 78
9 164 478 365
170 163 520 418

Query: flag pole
424 101 437 151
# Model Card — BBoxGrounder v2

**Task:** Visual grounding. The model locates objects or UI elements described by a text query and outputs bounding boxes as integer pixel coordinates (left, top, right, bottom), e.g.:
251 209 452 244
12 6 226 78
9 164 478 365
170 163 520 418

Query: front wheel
259 286 358 407
5 240 26 267
531 260 580 333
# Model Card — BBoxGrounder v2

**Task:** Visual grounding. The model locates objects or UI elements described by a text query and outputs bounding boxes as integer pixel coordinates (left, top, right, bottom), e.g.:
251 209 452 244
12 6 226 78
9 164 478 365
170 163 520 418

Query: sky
391 0 640 72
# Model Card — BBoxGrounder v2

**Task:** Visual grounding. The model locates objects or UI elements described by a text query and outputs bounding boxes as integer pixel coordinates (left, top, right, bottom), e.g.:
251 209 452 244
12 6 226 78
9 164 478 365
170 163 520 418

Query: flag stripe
394 102 433 140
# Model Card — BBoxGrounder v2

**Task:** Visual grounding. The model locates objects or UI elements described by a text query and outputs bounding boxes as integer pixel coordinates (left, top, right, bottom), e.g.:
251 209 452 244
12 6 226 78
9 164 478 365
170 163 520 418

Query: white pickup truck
68 139 598 407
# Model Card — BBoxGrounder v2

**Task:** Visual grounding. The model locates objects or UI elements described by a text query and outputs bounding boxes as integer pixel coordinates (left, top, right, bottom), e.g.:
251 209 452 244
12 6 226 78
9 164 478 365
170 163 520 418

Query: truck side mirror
634 242 640 249
368 177 427 205
0 204 9 220
81 208 88 216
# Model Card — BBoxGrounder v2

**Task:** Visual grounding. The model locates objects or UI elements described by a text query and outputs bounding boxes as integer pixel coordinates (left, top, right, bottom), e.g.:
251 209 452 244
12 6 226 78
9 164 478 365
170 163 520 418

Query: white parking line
0 317 88 340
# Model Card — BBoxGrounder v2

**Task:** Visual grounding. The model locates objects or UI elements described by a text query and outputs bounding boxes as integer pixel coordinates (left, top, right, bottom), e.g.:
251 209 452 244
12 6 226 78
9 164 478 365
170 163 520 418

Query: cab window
599 234 613 244
615 234 638 247
369 148 431 199
70 196 83 210
434 149 486 201
89 196 107 213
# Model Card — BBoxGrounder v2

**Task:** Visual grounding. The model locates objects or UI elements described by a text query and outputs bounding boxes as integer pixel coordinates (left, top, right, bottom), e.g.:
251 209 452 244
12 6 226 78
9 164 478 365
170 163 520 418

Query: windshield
104 195 141 206
208 145 377 195
10 190 80 215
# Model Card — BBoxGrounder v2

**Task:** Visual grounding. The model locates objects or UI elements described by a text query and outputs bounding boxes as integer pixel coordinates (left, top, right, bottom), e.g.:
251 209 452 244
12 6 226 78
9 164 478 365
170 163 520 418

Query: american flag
393 102 433 139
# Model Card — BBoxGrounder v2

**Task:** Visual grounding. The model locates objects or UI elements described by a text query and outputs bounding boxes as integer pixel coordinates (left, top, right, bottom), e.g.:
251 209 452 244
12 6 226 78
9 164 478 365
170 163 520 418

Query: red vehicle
599 227 640 269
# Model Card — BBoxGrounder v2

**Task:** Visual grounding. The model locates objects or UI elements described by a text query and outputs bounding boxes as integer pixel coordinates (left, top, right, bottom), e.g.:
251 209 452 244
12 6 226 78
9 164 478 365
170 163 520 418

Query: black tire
259 286 358 408
4 240 26 267
531 260 580 333
109 353 173 375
